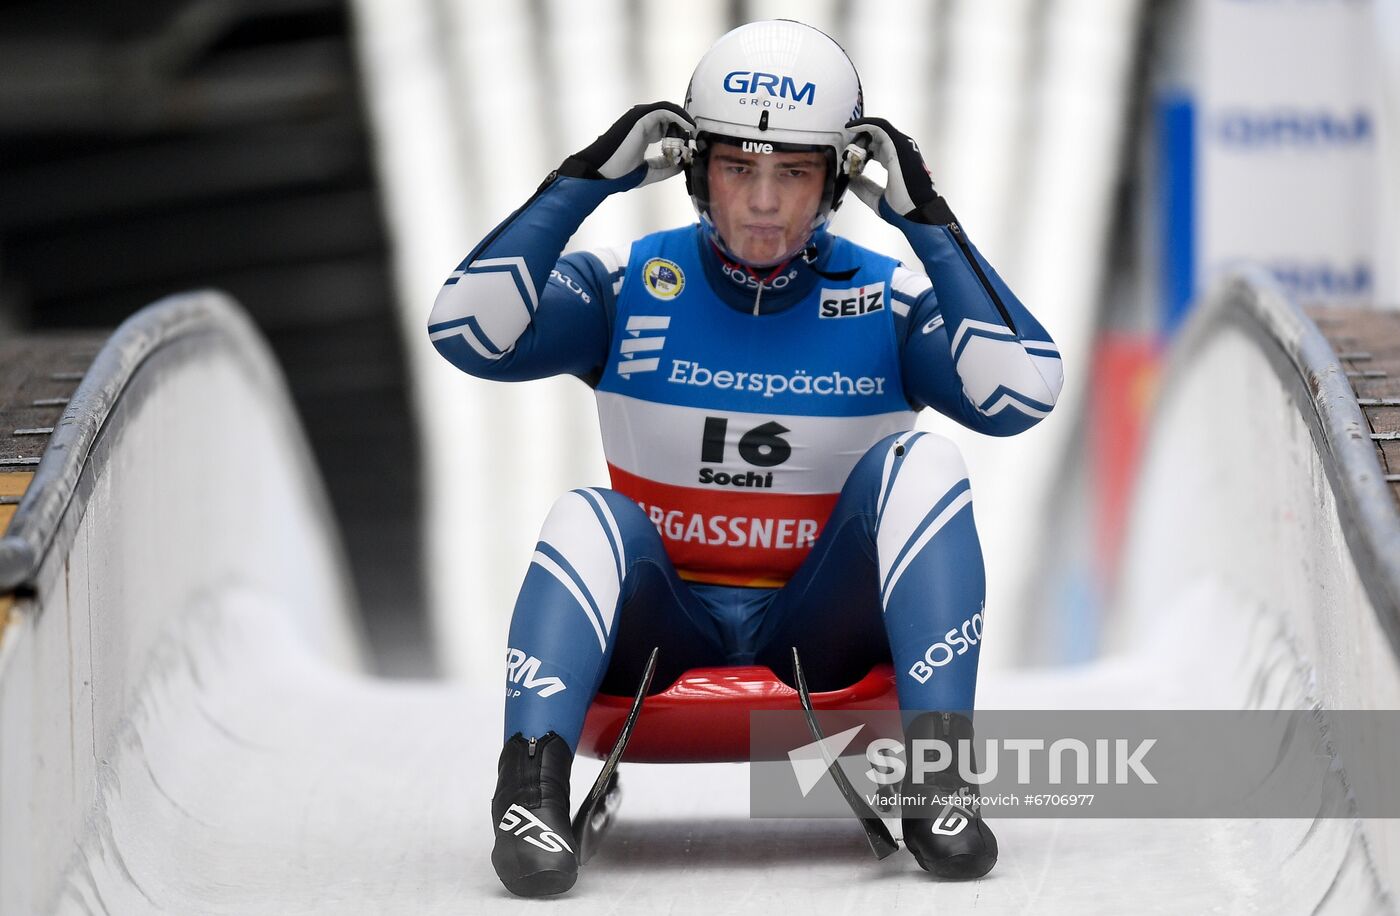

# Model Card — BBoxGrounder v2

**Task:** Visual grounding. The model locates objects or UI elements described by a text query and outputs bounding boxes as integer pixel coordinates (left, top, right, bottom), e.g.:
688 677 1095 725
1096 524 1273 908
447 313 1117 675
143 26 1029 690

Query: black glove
844 117 953 225
558 102 695 187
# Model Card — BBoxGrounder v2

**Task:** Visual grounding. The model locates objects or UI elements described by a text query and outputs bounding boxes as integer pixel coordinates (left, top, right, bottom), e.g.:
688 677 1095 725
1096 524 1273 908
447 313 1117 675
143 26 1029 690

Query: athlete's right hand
557 102 695 188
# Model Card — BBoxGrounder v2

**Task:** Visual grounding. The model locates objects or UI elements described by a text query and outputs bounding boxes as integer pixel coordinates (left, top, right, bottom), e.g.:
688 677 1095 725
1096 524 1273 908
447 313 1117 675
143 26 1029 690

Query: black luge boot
900 712 998 879
491 732 578 897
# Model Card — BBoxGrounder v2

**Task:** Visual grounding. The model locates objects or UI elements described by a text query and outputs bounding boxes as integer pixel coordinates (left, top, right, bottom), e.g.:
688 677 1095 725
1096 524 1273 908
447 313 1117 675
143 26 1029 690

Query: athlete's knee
589 487 653 529
894 432 969 489
865 431 970 507
533 488 635 612
872 431 978 564
538 487 631 536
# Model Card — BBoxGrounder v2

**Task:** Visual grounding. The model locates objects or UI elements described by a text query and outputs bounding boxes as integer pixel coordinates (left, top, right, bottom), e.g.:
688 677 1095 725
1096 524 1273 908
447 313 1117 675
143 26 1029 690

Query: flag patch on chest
643 258 685 300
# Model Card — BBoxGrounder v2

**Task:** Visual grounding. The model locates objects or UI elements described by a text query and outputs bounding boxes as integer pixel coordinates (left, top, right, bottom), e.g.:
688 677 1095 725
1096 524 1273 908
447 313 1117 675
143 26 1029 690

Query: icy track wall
1116 267 1400 894
0 293 364 914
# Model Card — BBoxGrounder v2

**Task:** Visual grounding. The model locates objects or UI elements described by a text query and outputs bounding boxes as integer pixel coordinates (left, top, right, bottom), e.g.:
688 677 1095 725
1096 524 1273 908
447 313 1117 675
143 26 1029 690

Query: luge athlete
428 19 1063 898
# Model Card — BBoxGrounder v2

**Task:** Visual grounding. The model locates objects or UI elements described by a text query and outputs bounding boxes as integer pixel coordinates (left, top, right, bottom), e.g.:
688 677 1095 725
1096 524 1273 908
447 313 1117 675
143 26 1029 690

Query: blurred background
0 0 1394 680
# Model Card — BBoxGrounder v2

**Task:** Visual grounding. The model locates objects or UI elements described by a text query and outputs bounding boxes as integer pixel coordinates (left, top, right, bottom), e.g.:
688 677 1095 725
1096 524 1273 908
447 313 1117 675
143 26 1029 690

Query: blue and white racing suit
428 170 1063 750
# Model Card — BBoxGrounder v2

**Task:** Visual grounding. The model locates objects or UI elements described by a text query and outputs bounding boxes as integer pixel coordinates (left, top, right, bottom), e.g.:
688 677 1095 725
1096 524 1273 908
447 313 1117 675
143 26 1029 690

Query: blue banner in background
1157 91 1196 338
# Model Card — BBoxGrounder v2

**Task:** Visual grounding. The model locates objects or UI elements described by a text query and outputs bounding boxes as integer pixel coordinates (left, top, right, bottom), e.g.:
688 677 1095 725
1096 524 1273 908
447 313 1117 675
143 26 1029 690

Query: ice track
2 277 1398 914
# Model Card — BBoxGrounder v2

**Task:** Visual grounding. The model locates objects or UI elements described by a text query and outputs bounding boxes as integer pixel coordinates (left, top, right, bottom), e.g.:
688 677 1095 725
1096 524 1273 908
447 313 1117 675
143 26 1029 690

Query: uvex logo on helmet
721 71 817 106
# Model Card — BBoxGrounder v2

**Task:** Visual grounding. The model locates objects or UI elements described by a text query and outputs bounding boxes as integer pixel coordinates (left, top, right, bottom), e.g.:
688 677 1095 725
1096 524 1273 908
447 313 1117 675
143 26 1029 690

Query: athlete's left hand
844 117 953 225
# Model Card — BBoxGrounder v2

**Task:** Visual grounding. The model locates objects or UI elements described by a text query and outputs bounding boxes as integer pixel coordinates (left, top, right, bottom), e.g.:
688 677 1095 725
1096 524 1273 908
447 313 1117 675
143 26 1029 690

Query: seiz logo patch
617 314 670 377
497 804 575 854
505 647 566 698
642 257 685 300
820 283 885 318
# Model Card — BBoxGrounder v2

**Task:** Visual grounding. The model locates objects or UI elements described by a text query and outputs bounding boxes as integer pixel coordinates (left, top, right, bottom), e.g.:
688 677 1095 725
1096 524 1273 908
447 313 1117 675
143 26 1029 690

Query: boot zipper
948 222 1017 334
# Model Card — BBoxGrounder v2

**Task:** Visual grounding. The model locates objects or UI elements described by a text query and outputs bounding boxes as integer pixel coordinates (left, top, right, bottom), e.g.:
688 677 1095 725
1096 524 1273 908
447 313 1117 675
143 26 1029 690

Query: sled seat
577 663 899 763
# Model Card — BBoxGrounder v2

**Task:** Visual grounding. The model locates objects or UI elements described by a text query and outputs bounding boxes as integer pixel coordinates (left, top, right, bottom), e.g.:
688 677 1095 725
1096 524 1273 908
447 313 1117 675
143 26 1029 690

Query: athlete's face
706 143 827 267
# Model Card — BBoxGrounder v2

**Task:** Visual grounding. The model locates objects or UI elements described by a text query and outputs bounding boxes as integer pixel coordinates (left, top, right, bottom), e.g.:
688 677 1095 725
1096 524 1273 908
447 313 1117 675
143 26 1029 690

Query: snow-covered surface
35 583 1389 914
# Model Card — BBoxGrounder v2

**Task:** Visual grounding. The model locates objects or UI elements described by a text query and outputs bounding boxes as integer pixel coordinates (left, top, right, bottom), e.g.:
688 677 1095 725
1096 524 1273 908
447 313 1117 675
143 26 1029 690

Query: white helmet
683 20 864 256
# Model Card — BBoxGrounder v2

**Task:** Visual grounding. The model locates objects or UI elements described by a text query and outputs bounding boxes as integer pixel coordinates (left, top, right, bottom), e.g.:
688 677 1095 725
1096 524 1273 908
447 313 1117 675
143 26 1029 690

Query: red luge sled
577 663 900 763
